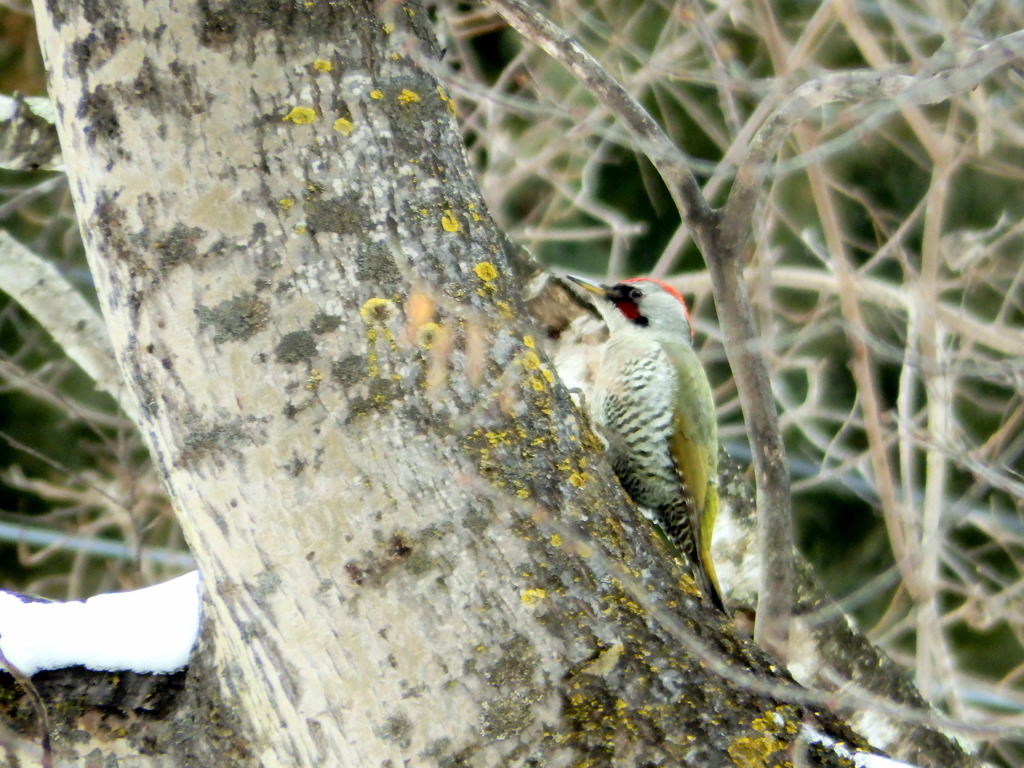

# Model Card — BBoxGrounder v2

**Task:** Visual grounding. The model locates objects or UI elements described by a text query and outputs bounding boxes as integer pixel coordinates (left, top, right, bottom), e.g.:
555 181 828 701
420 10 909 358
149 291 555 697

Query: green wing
666 343 724 610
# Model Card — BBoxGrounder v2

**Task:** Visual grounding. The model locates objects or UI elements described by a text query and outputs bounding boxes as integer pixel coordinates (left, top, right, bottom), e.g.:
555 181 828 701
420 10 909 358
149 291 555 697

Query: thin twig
0 643 52 768
722 28 1024 232
482 0 715 234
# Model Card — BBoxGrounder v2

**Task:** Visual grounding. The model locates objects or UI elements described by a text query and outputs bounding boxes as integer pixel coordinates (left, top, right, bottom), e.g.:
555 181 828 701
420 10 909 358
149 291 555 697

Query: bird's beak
566 275 611 298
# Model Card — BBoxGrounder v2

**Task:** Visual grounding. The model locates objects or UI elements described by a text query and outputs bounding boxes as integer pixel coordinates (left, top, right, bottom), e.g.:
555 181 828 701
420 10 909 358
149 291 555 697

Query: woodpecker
568 275 726 612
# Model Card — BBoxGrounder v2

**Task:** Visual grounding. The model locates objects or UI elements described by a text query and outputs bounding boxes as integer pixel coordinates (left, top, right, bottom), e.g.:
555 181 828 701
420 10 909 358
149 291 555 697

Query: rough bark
0 456 979 767
7 0 978 766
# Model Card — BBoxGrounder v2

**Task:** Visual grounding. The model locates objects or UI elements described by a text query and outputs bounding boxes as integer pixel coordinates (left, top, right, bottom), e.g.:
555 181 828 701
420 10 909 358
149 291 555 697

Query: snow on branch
0 571 199 675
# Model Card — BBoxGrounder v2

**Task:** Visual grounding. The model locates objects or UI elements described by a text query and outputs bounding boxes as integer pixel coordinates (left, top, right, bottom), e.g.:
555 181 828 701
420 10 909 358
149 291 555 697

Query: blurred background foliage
0 0 1021 764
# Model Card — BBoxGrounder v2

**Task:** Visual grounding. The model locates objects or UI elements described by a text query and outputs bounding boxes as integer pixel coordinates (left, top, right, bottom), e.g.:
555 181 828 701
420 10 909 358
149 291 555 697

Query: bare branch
482 0 714 235
0 231 135 420
486 0 797 655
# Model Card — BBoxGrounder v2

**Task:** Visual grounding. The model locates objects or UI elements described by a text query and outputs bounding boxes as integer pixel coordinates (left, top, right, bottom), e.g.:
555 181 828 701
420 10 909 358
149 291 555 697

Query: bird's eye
628 287 643 301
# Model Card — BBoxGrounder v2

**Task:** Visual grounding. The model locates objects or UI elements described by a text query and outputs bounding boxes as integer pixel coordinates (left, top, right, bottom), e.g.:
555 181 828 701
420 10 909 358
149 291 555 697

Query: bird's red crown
620 277 691 323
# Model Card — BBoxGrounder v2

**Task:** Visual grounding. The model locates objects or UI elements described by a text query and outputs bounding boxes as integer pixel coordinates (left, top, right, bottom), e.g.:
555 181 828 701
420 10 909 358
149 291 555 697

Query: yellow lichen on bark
436 86 457 116
360 298 396 324
283 106 317 124
441 210 460 232
473 262 497 281
726 734 787 768
521 588 546 606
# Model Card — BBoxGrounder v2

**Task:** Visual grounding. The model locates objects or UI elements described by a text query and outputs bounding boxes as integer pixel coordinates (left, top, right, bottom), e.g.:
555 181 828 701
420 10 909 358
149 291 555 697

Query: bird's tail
659 489 727 614
693 544 727 614
697 483 727 614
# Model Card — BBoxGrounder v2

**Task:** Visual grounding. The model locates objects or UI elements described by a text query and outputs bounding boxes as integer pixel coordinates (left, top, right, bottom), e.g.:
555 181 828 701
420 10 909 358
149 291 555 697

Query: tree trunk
13 1 977 766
